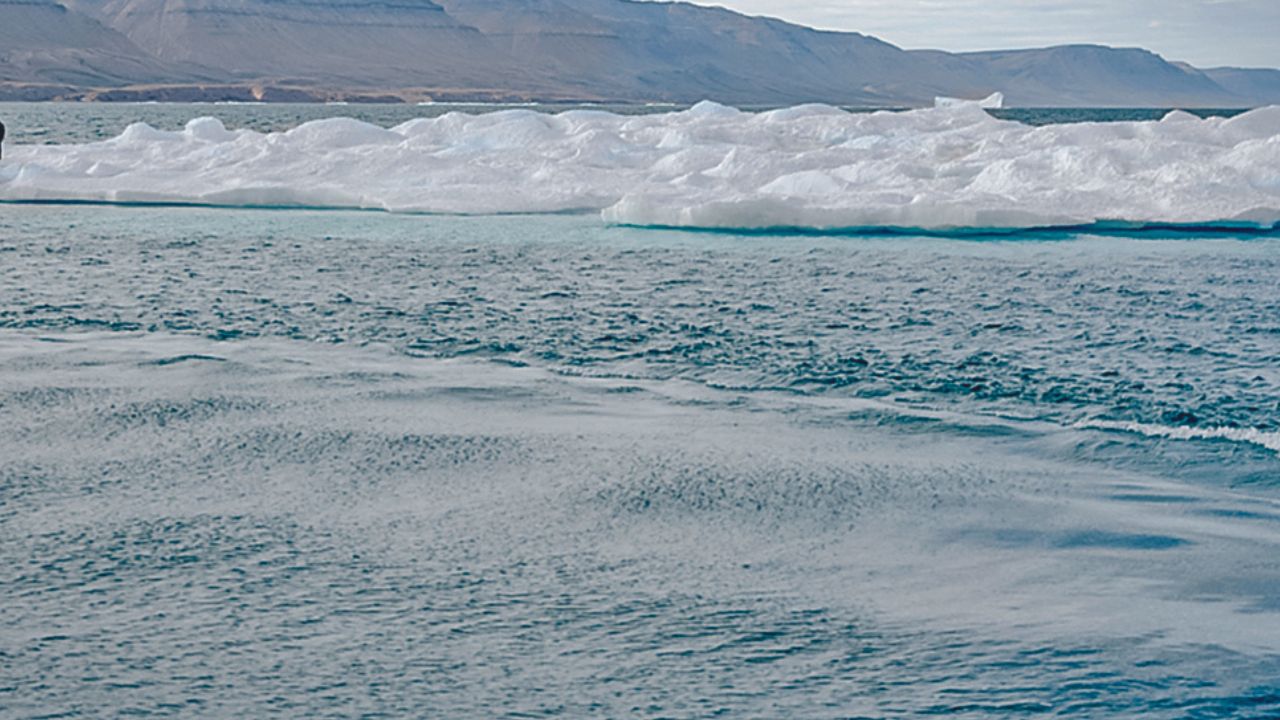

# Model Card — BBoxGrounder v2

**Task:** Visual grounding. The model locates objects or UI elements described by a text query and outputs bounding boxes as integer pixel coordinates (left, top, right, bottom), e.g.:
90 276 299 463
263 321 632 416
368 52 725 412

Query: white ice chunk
934 92 1004 109
1 101 1278 231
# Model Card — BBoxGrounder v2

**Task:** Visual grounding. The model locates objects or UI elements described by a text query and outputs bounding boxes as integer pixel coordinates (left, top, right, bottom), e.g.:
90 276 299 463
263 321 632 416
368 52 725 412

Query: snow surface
2 100 1279 231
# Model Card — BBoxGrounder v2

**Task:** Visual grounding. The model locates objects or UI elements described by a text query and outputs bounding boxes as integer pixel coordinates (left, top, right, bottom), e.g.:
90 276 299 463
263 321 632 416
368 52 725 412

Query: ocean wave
1 100 1279 231
1076 419 1280 454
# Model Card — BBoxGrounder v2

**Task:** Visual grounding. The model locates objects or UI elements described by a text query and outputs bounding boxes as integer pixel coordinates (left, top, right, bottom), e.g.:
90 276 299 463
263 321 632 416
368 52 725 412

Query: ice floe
2 100 1278 231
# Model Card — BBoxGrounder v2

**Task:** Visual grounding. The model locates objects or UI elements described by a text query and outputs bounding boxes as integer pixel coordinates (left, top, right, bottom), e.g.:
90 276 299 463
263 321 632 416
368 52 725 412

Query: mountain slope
957 45 1246 107
6 0 1278 106
0 0 189 86
64 0 552 91
437 0 990 104
1203 67 1280 106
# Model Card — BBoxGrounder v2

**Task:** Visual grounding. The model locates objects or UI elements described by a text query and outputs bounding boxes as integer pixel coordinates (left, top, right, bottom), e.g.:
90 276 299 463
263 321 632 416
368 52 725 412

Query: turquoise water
1 102 1279 717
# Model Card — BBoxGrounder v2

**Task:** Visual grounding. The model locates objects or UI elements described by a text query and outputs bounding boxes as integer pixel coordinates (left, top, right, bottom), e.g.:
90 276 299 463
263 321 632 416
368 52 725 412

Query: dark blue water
4 208 1276 473
2 204 1279 717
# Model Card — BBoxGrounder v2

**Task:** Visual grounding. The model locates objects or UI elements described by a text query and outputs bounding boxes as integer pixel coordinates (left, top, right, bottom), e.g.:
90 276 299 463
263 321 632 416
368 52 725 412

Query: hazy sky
678 0 1279 68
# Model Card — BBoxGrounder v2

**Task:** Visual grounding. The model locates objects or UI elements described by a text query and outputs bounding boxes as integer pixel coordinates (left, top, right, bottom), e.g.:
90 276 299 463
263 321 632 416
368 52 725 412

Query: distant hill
1203 67 1280 104
0 0 195 93
3 0 1279 106
952 45 1251 108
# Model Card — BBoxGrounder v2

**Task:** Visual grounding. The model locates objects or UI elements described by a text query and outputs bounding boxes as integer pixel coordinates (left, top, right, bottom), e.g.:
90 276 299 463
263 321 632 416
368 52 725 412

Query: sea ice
934 91 1004 109
1 99 1278 231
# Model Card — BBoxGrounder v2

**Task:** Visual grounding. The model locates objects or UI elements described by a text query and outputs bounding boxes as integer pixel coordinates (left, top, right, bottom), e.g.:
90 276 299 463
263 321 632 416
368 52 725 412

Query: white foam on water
2 100 1279 231
1077 419 1280 454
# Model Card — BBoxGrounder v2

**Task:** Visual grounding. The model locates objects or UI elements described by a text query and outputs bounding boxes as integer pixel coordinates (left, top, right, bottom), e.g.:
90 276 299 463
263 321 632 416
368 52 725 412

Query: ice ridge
1 100 1279 231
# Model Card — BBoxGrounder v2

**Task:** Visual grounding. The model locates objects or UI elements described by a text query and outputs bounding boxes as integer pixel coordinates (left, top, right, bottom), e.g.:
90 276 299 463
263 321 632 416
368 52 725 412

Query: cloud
669 0 1279 68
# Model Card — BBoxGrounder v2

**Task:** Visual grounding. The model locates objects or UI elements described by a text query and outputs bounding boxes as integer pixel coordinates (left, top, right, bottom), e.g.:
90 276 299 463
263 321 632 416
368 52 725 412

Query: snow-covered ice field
2 101 1278 231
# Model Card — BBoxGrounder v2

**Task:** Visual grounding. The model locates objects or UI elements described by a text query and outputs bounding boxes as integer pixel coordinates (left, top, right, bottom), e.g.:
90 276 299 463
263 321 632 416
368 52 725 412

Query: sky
678 0 1279 68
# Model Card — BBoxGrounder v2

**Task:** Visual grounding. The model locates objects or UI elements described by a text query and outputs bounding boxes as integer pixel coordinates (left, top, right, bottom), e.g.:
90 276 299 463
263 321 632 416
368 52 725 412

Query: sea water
1 107 1279 717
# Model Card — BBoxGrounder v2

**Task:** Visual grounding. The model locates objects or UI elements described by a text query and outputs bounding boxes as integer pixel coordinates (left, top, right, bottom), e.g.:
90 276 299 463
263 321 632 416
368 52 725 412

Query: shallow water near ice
2 204 1280 717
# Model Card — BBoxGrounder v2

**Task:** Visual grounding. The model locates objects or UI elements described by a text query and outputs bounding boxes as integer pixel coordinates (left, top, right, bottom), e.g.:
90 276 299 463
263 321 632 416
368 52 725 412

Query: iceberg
1 101 1279 232
934 92 1004 109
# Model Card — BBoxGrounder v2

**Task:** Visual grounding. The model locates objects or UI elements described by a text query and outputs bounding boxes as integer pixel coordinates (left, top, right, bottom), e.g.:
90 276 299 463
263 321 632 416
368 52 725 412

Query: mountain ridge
4 0 1280 106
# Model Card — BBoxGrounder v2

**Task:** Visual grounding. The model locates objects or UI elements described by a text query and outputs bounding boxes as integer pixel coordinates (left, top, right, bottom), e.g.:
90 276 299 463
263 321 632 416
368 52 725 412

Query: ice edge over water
2 100 1279 232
